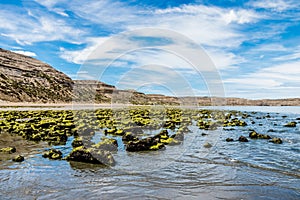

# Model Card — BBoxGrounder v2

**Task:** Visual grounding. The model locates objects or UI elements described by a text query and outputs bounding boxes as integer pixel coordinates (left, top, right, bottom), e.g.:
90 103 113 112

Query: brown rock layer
1 48 300 106
0 48 73 103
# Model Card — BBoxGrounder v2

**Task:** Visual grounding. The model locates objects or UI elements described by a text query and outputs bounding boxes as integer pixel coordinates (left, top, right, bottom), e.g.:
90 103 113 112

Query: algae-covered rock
249 131 271 139
126 137 164 152
238 136 248 142
269 137 283 144
226 138 234 142
149 143 165 150
42 149 63 160
104 128 117 135
160 137 180 145
153 129 169 140
71 137 84 148
122 132 139 142
284 122 297 127
12 155 24 162
203 142 212 148
177 126 191 134
66 146 115 166
0 146 16 154
92 138 118 152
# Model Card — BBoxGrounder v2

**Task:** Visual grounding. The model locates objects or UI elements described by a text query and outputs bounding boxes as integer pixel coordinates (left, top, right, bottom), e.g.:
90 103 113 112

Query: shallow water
1 107 300 199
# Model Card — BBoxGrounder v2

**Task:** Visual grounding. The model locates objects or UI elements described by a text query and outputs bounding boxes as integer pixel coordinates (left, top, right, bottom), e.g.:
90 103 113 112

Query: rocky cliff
0 48 299 106
0 48 73 103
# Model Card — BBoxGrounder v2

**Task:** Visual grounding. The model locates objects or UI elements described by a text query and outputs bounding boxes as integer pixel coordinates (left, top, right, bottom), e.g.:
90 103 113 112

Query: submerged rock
203 142 212 148
149 143 166 150
126 137 165 152
43 149 63 160
249 131 271 139
160 137 181 146
0 147 16 154
66 146 115 166
71 137 84 148
122 132 139 142
171 131 184 142
284 122 297 127
238 136 248 142
269 137 283 144
226 138 234 142
12 155 24 162
153 129 169 140
92 138 118 152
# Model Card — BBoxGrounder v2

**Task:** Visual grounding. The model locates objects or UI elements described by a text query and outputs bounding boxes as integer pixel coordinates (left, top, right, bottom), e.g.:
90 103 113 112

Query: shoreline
0 103 300 113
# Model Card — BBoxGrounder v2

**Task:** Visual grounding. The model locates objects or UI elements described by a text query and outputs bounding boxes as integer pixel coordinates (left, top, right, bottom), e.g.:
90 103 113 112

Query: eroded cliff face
0 48 73 102
0 48 299 105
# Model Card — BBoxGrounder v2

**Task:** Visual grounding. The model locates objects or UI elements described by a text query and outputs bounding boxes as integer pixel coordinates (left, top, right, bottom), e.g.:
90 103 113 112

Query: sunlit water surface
1 106 300 199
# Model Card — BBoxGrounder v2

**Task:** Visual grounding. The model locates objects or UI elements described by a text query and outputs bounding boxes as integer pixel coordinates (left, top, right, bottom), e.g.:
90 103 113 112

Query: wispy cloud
57 2 264 71
0 4 84 45
224 60 300 98
273 46 300 61
249 0 297 12
11 50 37 57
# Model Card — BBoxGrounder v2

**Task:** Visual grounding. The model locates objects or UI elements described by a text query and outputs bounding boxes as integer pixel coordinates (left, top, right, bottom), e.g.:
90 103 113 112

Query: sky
1 0 300 99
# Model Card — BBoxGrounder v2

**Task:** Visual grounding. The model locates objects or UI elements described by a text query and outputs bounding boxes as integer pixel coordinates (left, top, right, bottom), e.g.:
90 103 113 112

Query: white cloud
0 5 84 45
223 60 300 98
155 4 260 25
253 44 287 52
249 0 296 12
54 2 265 75
148 5 263 48
116 65 196 96
205 48 245 69
11 50 37 57
273 46 300 61
31 1 69 17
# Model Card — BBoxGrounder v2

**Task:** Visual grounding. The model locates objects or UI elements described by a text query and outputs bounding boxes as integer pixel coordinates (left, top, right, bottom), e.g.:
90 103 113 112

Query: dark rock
226 138 234 142
284 122 297 127
126 137 164 152
269 138 283 144
0 147 16 154
238 136 248 142
122 132 139 142
66 146 115 166
203 142 212 148
249 131 271 139
104 128 117 135
93 138 118 152
153 129 169 140
71 137 84 148
43 149 63 160
12 155 24 162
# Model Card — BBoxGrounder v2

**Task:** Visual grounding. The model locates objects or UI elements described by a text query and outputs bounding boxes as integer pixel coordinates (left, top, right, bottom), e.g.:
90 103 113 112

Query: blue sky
1 0 300 99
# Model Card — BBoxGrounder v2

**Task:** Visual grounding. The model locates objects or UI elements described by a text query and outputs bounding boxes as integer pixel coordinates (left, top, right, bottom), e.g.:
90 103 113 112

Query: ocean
0 106 299 199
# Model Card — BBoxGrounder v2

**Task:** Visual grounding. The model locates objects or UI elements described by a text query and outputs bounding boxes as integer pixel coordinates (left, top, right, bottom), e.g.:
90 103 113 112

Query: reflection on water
1 107 300 199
